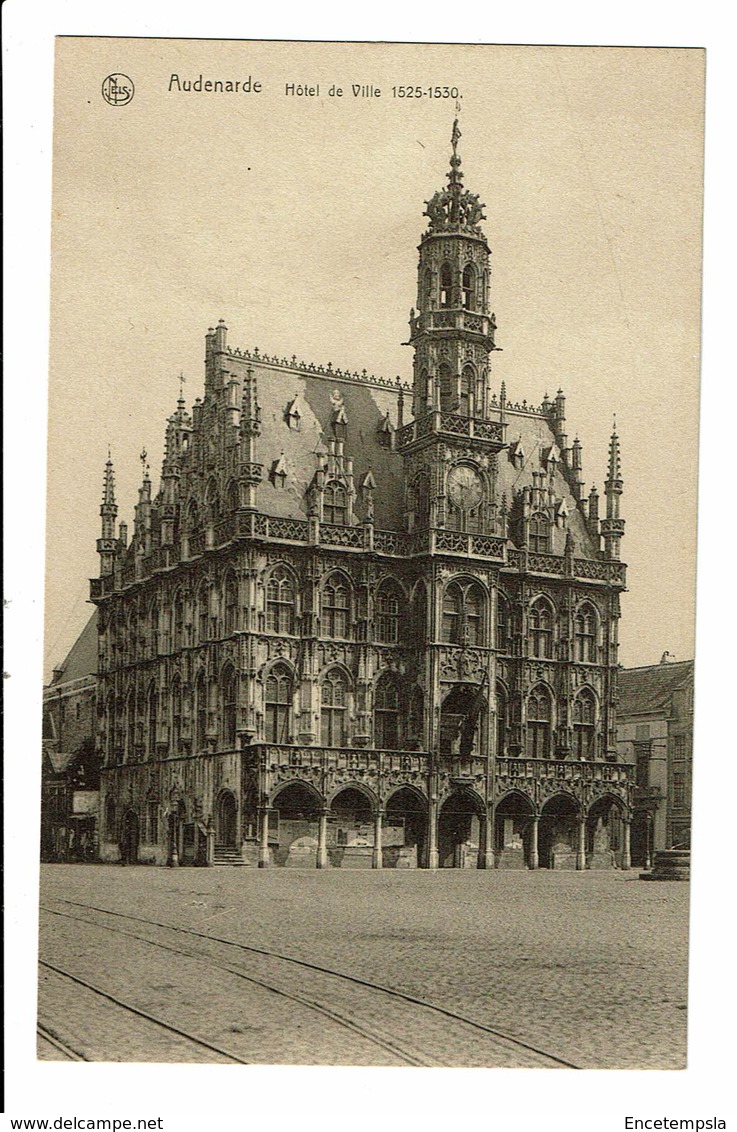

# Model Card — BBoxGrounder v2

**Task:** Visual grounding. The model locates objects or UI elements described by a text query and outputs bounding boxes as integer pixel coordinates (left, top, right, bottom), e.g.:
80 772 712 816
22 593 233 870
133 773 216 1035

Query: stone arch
385 786 428 869
586 792 626 869
215 788 238 848
327 784 378 869
495 789 536 868
120 808 140 865
539 791 581 869
438 788 485 869
327 781 380 813
270 780 324 868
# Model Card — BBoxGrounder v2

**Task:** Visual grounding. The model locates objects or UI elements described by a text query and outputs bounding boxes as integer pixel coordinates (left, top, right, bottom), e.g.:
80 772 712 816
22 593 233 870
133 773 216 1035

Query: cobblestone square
38 865 688 1069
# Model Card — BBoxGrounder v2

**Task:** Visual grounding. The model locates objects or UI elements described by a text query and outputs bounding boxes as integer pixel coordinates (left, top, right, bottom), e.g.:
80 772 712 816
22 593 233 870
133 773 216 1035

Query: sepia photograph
34 38 703 1073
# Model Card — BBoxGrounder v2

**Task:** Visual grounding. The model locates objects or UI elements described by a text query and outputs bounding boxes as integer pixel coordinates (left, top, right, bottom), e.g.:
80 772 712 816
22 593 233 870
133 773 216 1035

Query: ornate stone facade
92 123 633 869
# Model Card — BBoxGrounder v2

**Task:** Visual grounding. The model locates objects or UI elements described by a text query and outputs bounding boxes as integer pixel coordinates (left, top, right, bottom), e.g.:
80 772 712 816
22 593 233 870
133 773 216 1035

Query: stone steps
212 846 249 867
640 848 690 881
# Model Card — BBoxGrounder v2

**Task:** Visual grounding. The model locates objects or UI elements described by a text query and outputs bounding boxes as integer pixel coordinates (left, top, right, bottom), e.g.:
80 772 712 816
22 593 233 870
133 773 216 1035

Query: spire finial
101 452 116 507
451 117 461 158
448 118 463 187
178 371 186 404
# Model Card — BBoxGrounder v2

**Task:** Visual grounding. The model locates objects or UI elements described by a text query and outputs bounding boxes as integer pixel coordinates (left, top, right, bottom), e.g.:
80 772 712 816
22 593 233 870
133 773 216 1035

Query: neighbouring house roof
618 660 694 718
47 610 98 686
42 745 79 775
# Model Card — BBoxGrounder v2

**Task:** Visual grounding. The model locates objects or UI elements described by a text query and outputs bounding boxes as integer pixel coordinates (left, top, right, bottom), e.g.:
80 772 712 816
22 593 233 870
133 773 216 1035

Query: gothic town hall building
92 125 632 870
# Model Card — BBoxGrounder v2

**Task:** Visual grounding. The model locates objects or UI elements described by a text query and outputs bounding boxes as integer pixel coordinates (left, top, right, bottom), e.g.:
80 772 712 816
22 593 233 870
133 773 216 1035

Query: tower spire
601 422 625 559
409 122 497 426
97 452 118 576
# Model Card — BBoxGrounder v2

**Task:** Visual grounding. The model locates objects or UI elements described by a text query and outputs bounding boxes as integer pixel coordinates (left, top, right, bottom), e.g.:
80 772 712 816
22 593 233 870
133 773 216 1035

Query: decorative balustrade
374 530 401 555
251 743 430 779
496 757 633 788
434 529 506 560
528 552 564 576
320 523 365 549
396 410 505 448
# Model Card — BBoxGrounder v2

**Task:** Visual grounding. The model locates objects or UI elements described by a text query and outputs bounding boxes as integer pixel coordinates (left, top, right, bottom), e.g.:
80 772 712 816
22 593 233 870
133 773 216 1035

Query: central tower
408 120 498 421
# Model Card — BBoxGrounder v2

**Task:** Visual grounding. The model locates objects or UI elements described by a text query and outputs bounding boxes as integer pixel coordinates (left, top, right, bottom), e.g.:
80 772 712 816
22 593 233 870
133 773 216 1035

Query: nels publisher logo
102 73 134 106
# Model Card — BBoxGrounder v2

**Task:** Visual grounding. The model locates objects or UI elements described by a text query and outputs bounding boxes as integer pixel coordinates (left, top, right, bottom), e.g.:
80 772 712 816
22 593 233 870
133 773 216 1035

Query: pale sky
45 41 704 679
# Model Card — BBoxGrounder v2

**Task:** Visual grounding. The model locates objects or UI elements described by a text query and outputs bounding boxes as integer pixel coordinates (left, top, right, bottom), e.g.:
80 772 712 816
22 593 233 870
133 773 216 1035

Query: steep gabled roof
618 660 693 717
48 610 98 686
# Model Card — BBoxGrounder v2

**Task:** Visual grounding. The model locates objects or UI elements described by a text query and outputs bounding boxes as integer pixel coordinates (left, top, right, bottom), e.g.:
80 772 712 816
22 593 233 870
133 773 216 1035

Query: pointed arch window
224 574 239 635
105 693 115 763
423 269 433 311
147 684 158 757
438 361 453 413
409 474 430 529
170 676 182 755
323 481 348 525
441 579 486 645
408 687 424 748
150 599 160 656
125 690 136 762
195 670 207 752
442 583 462 643
321 669 349 747
527 685 552 759
221 667 237 748
206 479 220 524
172 590 185 651
573 689 596 759
462 263 476 309
376 580 402 644
529 512 551 553
530 598 554 659
574 603 597 663
459 364 474 418
466 584 483 646
375 673 401 749
266 567 296 634
496 593 511 653
265 663 292 744
412 584 427 645
496 682 508 756
439 263 452 308
185 498 199 534
197 583 210 643
322 574 351 639
105 796 116 840
226 480 240 512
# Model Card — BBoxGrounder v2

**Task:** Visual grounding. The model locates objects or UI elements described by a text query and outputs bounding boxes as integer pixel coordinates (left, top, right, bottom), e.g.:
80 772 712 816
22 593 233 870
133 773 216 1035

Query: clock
447 465 483 510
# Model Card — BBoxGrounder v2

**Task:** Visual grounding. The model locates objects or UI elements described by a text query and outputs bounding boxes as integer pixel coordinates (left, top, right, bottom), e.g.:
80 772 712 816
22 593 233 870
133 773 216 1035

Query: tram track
40 897 582 1068
37 1021 89 1061
39 958 250 1064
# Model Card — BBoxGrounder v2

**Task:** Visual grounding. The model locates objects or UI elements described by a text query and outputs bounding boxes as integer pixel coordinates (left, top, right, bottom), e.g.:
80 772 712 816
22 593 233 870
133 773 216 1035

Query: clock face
447 465 483 510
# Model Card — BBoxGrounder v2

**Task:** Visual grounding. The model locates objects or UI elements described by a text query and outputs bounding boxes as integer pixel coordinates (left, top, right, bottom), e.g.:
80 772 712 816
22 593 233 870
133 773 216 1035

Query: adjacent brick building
42 611 99 860
616 657 694 867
